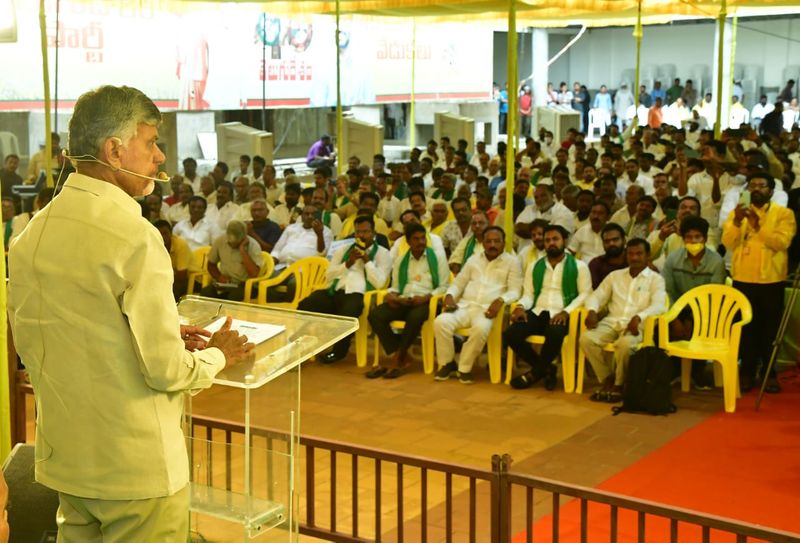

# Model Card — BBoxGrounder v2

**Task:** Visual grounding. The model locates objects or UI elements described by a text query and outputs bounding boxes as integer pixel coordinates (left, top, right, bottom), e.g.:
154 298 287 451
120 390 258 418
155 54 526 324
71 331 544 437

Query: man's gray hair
226 220 247 241
68 85 161 158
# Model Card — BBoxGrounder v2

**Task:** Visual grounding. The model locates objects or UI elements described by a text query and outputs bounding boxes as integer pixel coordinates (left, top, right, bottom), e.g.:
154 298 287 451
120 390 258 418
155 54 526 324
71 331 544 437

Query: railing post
492 453 513 543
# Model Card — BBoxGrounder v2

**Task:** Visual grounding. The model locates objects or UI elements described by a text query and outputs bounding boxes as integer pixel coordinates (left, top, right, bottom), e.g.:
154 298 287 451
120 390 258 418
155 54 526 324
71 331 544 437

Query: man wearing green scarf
298 215 392 364
366 223 449 379
448 211 489 275
505 225 591 391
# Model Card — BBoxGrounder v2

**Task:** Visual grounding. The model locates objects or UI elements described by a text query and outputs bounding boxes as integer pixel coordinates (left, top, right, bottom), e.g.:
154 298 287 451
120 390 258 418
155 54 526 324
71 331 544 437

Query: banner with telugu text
0 0 493 111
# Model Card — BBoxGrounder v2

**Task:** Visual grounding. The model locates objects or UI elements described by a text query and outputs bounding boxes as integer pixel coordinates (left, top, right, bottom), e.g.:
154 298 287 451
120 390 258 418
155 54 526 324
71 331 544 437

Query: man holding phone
723 172 796 393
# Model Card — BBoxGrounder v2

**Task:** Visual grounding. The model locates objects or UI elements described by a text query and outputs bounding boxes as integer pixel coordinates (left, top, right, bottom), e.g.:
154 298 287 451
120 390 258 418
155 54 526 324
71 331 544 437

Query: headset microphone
62 149 170 183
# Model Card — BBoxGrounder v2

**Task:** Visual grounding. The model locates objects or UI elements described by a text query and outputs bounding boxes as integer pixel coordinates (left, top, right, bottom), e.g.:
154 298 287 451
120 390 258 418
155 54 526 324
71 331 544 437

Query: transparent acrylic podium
178 296 359 542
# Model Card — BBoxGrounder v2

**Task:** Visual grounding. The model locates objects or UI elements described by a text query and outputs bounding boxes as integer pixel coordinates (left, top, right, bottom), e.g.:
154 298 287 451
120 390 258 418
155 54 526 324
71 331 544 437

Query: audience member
199 220 264 301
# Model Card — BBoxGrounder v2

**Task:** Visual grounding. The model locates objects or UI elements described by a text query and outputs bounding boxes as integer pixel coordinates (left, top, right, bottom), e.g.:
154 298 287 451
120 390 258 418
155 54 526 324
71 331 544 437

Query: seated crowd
6 115 800 402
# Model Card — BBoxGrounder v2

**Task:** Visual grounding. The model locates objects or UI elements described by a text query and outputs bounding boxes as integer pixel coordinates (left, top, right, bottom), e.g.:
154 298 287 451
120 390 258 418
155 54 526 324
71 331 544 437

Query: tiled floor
184 350 723 542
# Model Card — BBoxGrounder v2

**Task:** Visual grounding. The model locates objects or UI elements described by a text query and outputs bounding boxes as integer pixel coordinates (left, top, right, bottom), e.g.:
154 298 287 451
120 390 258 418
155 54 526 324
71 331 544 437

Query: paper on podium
205 317 286 345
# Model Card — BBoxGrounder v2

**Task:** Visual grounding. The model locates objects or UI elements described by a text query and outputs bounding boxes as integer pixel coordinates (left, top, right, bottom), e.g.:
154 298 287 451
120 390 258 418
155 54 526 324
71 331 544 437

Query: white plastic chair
587 109 607 140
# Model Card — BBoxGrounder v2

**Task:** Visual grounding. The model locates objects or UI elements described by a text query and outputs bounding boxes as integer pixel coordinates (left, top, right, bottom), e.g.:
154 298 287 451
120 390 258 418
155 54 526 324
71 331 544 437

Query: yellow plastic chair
242 252 275 304
658 284 752 414
367 291 443 373
186 246 211 295
255 256 329 309
575 308 659 394
188 250 273 303
504 307 582 392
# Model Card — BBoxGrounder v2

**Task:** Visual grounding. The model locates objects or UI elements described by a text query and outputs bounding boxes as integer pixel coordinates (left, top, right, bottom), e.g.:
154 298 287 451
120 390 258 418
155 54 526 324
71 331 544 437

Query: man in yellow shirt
8 85 252 541
155 219 191 299
722 172 796 393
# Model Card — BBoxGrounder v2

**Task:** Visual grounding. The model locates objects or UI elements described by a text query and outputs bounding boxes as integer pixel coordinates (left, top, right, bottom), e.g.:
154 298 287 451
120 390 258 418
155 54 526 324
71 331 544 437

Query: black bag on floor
612 346 677 416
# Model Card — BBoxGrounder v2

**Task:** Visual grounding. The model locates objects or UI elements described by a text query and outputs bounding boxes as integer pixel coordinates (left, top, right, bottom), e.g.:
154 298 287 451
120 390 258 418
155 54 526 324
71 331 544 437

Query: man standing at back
8 85 251 541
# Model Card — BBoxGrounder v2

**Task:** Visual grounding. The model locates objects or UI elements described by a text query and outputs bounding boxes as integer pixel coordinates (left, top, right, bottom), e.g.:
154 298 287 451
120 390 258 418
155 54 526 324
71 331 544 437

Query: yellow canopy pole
730 13 738 104
335 0 344 175
714 0 727 139
503 0 518 252
409 19 416 150
632 0 643 128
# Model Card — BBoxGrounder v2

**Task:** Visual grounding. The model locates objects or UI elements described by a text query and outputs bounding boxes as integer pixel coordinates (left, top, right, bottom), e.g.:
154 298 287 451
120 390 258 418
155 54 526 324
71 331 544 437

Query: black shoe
740 374 755 393
544 371 557 391
365 367 387 379
435 361 458 381
322 351 346 364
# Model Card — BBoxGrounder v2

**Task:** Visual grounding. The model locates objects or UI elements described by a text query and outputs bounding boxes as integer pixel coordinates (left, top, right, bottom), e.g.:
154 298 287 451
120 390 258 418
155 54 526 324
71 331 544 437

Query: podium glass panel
179 296 359 542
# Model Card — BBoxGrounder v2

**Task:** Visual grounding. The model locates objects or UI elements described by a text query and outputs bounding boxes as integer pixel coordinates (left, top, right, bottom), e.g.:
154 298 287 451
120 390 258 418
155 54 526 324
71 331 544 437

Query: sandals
590 390 623 403
510 371 543 390
383 367 405 379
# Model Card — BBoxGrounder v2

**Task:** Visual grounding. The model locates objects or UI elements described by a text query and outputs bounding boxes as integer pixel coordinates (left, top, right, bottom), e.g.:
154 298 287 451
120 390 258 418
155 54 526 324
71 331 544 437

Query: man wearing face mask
722 172 797 393
506 225 591 391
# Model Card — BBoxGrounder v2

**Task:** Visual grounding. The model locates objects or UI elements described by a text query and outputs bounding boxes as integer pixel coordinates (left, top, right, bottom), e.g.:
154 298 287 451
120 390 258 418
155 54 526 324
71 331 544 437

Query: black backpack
612 346 677 416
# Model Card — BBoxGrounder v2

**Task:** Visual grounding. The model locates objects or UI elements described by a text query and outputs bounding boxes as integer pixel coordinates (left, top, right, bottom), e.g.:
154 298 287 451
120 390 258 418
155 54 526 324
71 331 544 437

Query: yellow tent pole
632 0 643 128
729 13 738 105
503 0 518 252
409 19 416 150
335 0 344 175
714 0 727 139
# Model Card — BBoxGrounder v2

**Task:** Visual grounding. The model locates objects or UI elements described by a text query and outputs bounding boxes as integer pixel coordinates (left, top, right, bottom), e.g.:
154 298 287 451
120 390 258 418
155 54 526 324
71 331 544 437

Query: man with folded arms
367 222 450 379
506 225 591 391
434 227 522 384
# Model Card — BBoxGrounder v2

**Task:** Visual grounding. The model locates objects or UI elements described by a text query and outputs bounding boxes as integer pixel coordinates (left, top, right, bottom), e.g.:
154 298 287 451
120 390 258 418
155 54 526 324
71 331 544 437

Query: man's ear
101 137 124 169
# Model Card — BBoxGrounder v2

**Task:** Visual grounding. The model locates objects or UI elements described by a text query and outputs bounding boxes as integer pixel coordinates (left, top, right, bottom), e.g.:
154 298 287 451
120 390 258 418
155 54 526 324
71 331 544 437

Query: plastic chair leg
575 352 586 394
681 358 692 393
505 348 515 385
421 323 435 374
721 360 738 414
561 343 575 394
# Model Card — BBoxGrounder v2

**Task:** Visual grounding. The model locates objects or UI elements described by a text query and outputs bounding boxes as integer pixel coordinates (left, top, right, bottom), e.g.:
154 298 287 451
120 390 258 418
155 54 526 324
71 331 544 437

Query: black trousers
298 290 364 357
503 311 569 376
199 283 245 302
733 281 785 379
368 302 430 359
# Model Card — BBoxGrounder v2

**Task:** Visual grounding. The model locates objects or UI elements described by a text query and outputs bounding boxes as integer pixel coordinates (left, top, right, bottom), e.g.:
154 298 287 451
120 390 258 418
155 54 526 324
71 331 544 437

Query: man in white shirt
440 197 473 256
366 222 450 379
609 185 645 228
616 159 654 198
298 215 392 363
271 204 332 266
173 196 219 251
434 227 522 383
579 239 666 403
568 202 610 264
506 225 591 390
167 182 194 224
515 184 576 248
205 181 242 233
7 84 250 541
449 211 490 274
751 95 775 131
270 182 303 229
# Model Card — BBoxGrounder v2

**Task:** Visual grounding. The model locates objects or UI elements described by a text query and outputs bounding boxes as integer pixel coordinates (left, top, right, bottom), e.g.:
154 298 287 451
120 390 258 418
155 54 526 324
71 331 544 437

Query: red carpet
515 370 800 542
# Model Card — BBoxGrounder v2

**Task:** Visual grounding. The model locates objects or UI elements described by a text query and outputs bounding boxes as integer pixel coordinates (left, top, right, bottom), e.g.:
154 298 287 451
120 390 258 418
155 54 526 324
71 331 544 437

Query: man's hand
410 295 431 306
484 299 503 319
733 204 748 226
346 248 362 268
180 325 211 351
360 248 372 263
625 315 641 335
511 306 527 323
658 219 677 241
443 294 458 312
550 310 569 326
385 292 403 308
312 219 324 235
584 310 599 330
246 221 255 235
239 238 249 252
206 317 255 368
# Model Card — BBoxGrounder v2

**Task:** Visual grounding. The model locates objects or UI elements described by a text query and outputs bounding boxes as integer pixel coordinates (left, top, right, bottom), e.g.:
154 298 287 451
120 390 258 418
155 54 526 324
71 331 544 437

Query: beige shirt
208 235 263 284
8 173 226 500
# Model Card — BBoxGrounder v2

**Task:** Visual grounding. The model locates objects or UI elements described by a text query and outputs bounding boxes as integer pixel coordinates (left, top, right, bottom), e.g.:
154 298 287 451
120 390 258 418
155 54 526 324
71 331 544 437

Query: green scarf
532 253 579 308
329 241 380 295
398 248 440 295
462 235 477 265
322 210 331 227
3 220 11 248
